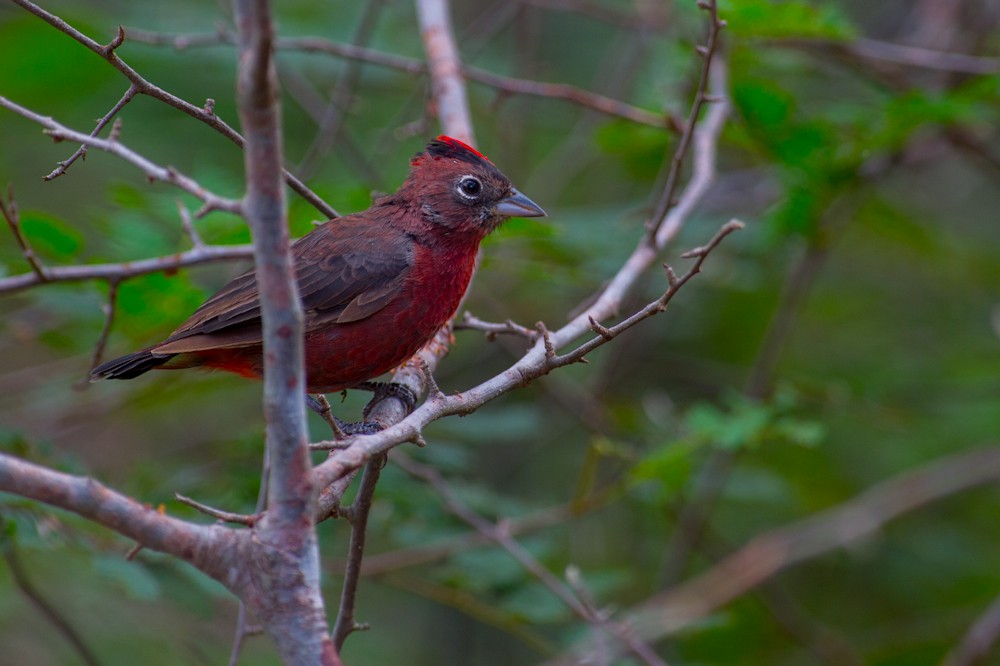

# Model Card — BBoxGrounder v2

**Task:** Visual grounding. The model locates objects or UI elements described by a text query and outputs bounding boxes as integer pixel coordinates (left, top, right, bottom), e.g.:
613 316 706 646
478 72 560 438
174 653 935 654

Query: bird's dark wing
154 218 413 353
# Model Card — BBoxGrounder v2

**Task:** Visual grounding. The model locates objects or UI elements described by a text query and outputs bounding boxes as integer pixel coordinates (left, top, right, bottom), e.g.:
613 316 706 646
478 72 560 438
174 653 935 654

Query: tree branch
331 455 383 650
549 446 1000 664
9 0 338 219
232 1 336 663
126 28 674 130
0 243 254 296
43 84 139 181
0 453 232 582
0 95 242 215
396 452 666 666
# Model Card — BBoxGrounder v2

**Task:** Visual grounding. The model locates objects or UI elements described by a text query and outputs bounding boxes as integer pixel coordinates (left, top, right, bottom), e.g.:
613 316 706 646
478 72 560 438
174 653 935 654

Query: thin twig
547 446 1000 665
79 279 120 381
177 202 206 249
125 28 674 130
850 37 1000 75
0 243 254 296
331 488 617 576
43 85 139 181
0 516 102 666
0 95 242 214
396 452 666 666
647 0 724 240
332 455 383 650
0 186 48 281
456 311 538 341
9 0 338 218
297 0 386 180
175 494 257 527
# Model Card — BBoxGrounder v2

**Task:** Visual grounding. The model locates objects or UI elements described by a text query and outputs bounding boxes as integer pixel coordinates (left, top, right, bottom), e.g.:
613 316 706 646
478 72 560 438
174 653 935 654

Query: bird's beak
496 189 546 219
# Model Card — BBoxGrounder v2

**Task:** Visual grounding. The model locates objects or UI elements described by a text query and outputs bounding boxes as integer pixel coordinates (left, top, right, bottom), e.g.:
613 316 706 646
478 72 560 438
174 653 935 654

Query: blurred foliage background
1 0 1000 664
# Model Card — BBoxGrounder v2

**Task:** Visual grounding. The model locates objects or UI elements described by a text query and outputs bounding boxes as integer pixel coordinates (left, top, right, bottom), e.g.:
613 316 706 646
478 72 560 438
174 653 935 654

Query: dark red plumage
92 136 545 393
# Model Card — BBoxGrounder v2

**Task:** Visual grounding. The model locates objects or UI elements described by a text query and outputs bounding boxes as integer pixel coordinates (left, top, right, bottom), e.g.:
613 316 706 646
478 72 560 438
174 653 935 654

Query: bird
91 136 545 425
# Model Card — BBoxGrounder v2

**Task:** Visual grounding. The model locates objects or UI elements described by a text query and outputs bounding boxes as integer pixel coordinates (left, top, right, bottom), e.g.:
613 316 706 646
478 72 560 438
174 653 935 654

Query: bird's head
400 135 546 236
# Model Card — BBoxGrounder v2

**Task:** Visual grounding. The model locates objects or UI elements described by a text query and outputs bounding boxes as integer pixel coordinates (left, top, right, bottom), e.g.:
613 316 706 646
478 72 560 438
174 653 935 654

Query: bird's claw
333 416 385 436
355 381 418 417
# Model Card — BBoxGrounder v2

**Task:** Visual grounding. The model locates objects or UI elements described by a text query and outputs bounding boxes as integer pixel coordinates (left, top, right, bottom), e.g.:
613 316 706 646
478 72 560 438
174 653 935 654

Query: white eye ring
457 175 483 199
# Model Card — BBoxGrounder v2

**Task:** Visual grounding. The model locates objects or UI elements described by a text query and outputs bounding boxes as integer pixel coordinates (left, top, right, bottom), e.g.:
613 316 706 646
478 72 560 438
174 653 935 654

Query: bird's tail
91 350 173 381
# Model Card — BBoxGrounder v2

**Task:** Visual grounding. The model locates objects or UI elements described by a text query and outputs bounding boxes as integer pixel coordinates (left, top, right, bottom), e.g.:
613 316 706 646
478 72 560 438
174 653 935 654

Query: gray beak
495 188 546 219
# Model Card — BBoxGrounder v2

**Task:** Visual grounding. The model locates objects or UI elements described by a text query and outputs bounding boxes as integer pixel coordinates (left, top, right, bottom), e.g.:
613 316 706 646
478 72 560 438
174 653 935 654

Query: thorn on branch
204 98 216 116
663 264 680 288
177 201 205 249
102 25 126 56
124 542 144 561
588 316 614 341
535 321 556 360
75 279 120 389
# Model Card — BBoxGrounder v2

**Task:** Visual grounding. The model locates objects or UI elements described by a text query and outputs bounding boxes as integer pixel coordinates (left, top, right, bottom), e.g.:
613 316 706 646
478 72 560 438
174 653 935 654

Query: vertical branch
416 0 475 144
332 454 385 650
233 1 336 663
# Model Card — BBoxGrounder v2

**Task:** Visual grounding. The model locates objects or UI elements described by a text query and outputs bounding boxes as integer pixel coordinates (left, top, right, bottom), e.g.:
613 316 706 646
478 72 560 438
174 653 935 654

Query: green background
1 0 999 664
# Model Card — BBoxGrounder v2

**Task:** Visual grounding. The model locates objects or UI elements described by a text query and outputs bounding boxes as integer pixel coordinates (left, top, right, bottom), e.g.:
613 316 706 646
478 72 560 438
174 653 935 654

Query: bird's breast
301 239 480 392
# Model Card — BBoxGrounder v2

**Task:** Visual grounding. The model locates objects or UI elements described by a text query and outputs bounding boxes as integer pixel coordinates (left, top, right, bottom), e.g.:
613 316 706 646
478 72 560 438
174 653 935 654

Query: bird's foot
354 381 418 418
307 393 387 437
332 416 385 436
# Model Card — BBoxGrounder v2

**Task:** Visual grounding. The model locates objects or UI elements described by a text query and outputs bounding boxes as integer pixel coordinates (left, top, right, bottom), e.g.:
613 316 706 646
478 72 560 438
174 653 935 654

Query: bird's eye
457 176 482 199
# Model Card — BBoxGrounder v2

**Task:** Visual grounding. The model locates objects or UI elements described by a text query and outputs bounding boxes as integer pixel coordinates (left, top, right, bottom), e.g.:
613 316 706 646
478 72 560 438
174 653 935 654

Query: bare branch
0 453 231 580
175 494 257 527
0 95 242 214
647 0 724 241
417 0 475 144
334 490 616 576
0 516 102 666
0 186 48 281
332 456 383 650
0 244 253 296
127 29 673 130
81 279 120 379
297 0 387 180
396 453 666 666
850 37 1000 75
43 85 139 181
9 0 338 219
558 446 1000 662
456 312 537 341
233 1 336 662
